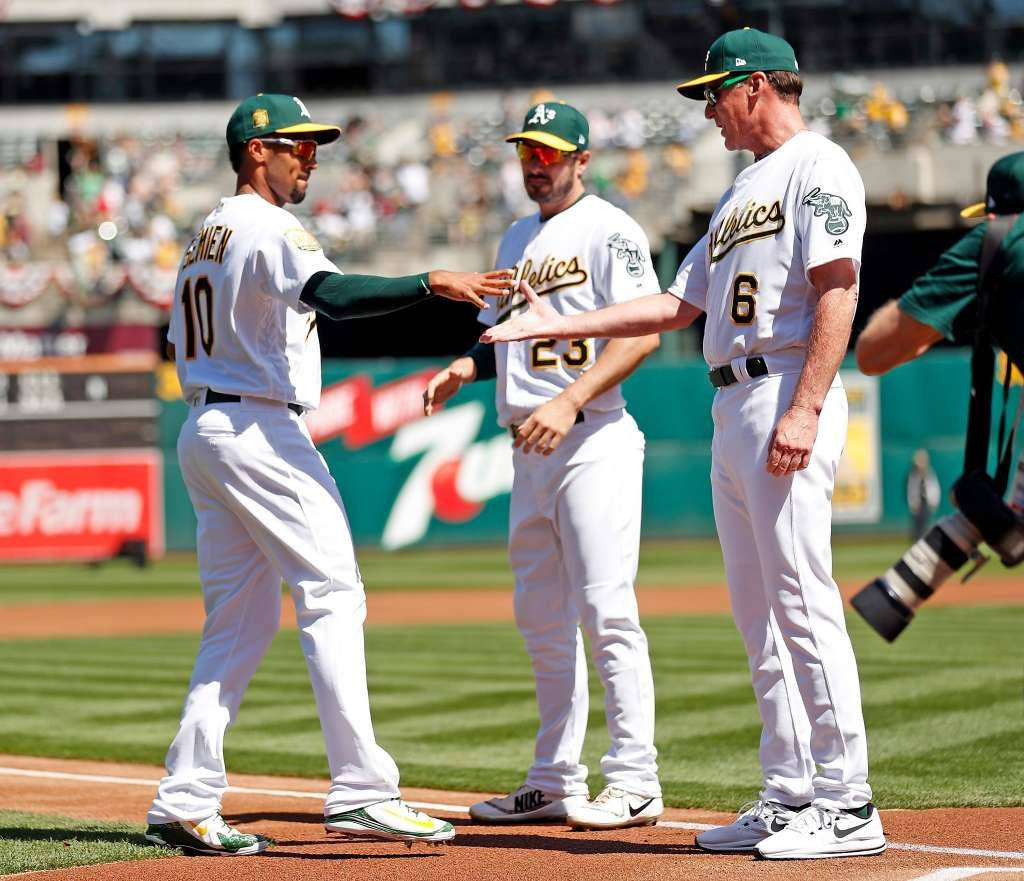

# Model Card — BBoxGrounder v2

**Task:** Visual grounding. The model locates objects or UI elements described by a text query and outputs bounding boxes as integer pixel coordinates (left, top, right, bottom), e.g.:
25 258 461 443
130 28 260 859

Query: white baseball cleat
695 798 805 852
565 785 663 830
469 784 587 824
324 798 455 843
754 803 886 860
145 812 273 856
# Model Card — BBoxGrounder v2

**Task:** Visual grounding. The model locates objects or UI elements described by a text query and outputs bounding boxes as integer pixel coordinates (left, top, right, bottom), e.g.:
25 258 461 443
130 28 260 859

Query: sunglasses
516 142 570 166
704 73 753 107
258 137 318 161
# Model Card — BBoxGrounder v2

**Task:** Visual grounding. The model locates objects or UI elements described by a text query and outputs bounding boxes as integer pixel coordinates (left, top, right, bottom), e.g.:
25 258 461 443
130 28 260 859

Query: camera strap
965 213 1018 490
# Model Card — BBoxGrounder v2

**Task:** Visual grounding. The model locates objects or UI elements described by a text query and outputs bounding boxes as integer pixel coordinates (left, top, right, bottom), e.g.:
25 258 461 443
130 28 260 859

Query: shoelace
591 786 626 806
203 813 239 838
786 806 837 833
734 799 771 821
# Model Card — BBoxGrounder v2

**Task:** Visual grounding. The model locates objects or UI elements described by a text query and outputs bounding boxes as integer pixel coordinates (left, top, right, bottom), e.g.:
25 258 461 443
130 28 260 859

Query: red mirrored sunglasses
516 141 570 166
258 137 318 161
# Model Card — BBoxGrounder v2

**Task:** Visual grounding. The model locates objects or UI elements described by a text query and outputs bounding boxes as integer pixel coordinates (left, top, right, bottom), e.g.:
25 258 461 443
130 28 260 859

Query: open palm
480 281 564 343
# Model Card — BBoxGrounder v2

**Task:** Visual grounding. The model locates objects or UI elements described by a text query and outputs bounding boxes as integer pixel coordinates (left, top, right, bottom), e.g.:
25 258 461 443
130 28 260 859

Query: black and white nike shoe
755 803 886 859
565 785 663 830
469 784 586 824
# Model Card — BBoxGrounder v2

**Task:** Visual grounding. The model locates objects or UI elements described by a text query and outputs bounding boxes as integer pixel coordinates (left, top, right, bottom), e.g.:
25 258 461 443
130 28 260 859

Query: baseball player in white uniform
423 102 664 830
482 32 886 860
144 93 511 856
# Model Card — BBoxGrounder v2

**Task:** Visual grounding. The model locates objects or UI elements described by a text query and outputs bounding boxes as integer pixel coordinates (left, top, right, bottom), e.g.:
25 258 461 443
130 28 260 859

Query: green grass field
0 542 1021 874
0 536 1018 605
0 606 1020 809
0 811 166 875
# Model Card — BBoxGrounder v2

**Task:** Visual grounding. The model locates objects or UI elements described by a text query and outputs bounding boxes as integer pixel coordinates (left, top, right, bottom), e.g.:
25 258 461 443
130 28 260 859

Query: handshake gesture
479 281 567 343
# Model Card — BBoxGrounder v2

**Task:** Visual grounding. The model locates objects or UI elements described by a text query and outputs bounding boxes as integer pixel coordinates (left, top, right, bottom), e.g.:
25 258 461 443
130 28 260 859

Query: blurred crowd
3 64 1024 315
804 61 1024 149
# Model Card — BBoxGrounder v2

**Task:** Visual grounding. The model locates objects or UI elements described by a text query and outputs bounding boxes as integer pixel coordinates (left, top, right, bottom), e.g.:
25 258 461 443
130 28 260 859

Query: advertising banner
0 450 164 561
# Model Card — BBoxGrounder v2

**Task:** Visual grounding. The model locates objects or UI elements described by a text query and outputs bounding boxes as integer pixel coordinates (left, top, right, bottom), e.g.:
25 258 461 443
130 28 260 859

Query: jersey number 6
181 275 216 358
730 273 758 325
531 338 591 369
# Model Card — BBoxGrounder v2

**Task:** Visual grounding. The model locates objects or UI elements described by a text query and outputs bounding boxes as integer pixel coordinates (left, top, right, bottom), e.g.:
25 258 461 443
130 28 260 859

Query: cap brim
676 71 730 99
504 131 579 152
275 122 342 145
960 202 986 219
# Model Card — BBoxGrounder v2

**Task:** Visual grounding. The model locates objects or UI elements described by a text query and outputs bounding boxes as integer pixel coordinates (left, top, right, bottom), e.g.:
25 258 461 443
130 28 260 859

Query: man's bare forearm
790 284 858 413
542 292 699 339
560 334 660 410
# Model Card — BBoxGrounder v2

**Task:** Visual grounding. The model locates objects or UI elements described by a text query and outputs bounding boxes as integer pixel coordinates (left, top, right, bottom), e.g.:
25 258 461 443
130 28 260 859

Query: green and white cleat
325 798 455 845
145 812 273 856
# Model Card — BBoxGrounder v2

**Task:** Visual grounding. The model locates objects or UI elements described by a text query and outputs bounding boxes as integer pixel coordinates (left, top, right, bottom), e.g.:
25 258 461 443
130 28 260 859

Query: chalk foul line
2 767 1023 863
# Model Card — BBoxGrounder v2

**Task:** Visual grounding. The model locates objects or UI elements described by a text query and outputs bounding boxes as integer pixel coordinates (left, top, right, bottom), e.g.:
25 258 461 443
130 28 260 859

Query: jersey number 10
181 276 216 358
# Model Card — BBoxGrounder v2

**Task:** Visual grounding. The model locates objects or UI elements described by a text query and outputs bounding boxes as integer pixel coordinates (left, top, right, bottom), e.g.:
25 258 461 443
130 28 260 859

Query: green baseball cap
961 151 1024 218
676 28 799 100
505 101 589 152
226 93 341 148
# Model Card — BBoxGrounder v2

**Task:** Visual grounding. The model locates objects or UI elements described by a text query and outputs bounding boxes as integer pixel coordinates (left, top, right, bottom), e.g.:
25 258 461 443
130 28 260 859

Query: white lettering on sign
0 480 143 537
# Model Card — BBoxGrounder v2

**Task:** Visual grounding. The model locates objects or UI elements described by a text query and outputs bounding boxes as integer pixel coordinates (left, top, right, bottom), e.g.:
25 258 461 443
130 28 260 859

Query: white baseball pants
148 398 401 824
509 410 660 799
710 372 872 811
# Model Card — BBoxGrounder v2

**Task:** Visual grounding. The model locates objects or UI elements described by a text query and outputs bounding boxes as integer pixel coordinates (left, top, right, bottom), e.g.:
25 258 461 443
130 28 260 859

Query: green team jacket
899 217 1024 345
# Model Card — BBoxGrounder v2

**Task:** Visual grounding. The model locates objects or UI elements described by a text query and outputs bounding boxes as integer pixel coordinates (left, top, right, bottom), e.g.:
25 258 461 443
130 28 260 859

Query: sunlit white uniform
669 130 871 810
149 193 401 824
478 194 662 798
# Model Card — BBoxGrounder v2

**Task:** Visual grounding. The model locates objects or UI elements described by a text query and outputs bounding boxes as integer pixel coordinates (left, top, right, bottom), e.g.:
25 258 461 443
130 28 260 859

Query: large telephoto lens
851 512 979 641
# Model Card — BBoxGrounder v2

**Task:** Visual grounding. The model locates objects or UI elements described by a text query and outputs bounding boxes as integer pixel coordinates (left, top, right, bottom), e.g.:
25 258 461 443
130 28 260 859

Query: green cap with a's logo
505 101 589 152
226 93 341 147
676 28 799 100
961 151 1024 218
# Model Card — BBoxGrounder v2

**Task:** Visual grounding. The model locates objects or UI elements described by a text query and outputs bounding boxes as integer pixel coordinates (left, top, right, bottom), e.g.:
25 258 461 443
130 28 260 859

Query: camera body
851 457 1024 641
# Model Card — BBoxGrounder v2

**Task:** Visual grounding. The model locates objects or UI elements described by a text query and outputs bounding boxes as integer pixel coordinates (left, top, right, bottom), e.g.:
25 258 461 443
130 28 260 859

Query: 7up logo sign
529 104 556 125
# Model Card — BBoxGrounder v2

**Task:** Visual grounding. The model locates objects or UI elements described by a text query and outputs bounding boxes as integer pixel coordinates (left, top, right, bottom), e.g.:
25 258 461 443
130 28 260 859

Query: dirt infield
1 755 1023 881
2 576 1020 639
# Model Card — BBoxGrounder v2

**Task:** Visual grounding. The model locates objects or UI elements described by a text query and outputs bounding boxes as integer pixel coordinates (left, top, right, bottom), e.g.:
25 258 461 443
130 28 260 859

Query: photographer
857 151 1024 375
852 152 1024 640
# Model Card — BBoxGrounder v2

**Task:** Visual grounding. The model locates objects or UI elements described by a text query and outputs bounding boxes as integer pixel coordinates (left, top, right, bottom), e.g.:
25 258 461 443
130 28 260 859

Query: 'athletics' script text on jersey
479 194 660 426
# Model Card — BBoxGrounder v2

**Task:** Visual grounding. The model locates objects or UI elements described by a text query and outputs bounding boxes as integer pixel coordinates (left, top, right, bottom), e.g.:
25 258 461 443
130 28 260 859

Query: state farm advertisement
0 450 164 561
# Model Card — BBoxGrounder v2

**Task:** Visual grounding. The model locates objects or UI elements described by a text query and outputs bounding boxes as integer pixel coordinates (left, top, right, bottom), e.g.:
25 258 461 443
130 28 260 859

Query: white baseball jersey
668 130 865 367
168 193 338 410
479 194 661 426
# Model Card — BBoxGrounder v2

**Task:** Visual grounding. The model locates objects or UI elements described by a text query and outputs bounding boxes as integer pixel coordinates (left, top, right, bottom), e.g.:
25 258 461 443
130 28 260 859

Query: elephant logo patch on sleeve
607 233 646 277
802 187 852 235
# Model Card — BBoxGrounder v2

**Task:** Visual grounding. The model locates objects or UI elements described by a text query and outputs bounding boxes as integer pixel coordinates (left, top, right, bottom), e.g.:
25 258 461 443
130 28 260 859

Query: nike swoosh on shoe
629 798 655 818
834 819 874 839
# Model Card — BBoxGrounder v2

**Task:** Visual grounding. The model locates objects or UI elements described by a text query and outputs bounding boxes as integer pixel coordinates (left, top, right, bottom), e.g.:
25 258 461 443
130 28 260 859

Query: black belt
204 389 304 415
708 356 769 389
510 411 584 438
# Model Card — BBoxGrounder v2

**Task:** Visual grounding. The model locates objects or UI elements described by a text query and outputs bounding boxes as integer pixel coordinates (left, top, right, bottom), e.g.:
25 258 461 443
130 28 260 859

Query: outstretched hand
429 269 514 309
479 281 564 343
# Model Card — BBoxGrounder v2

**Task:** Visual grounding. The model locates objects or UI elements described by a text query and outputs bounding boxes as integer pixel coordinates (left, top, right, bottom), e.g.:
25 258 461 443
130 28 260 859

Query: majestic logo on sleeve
709 199 785 263
528 104 556 125
803 187 852 235
607 233 645 277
